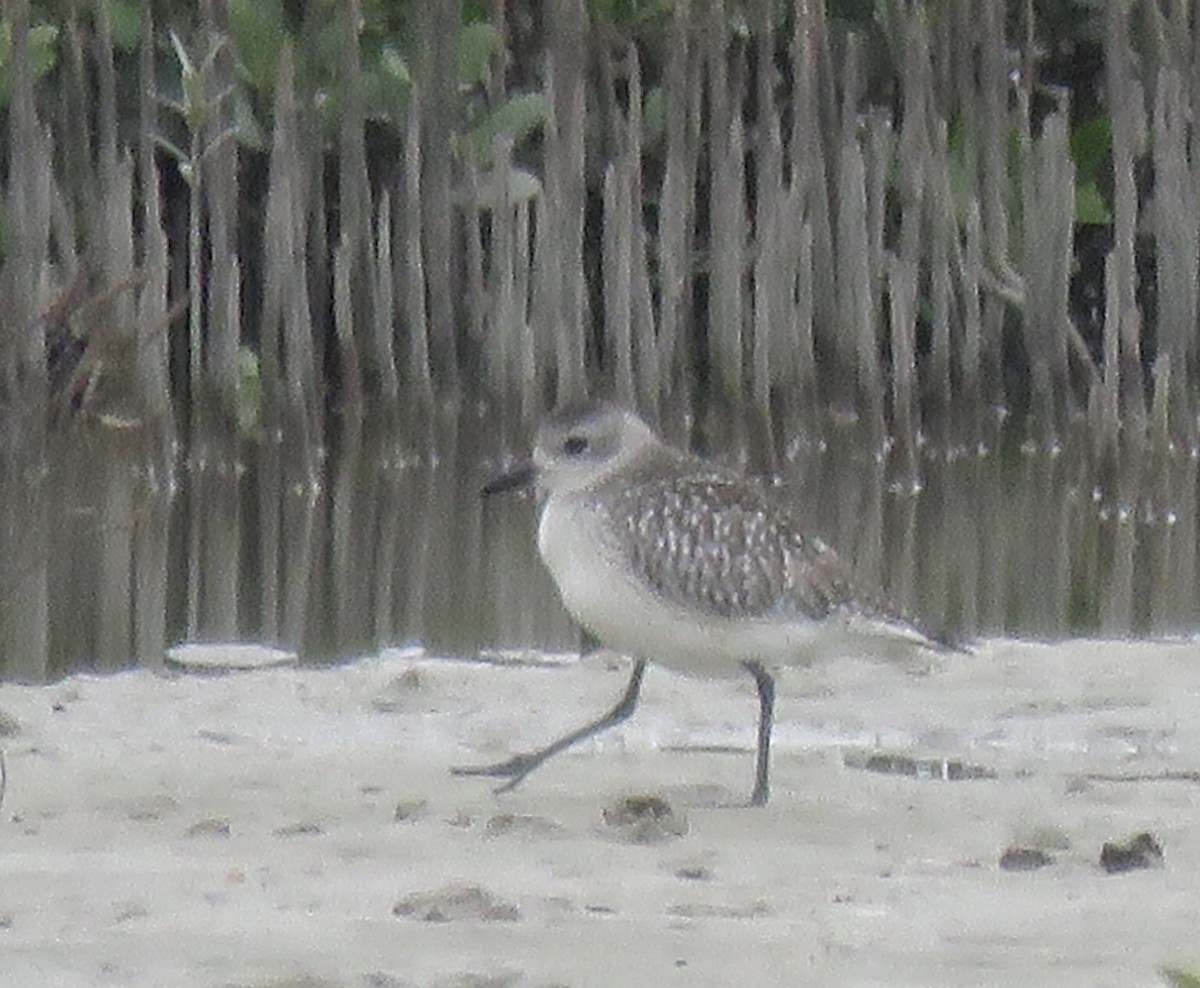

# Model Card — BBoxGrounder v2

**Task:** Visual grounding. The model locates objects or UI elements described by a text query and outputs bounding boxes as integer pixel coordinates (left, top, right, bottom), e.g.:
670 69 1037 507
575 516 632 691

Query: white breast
535 493 897 678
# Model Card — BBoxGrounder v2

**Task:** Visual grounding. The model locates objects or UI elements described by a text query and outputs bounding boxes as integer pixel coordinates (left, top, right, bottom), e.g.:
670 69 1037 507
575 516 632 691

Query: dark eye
562 435 589 456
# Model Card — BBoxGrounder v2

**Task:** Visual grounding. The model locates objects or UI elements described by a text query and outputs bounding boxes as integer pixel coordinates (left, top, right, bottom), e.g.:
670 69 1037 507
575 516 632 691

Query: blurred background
0 0 1195 681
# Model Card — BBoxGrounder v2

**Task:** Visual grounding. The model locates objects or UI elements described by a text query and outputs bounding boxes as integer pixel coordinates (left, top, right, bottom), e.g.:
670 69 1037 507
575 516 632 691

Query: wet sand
1 638 1198 987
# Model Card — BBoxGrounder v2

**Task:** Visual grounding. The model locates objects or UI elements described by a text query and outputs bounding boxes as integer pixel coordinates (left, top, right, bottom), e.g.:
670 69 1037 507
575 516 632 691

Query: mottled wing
600 472 858 621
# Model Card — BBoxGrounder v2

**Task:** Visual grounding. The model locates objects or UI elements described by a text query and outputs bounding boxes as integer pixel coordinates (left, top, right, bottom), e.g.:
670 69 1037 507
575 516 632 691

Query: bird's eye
562 435 589 456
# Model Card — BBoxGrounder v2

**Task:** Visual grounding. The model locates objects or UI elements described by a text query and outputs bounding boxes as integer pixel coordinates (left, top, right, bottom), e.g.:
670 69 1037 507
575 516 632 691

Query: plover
455 401 957 806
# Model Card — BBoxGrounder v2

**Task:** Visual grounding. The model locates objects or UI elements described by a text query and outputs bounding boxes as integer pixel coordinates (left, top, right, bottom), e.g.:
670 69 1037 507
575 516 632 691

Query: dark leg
452 658 648 794
742 660 775 806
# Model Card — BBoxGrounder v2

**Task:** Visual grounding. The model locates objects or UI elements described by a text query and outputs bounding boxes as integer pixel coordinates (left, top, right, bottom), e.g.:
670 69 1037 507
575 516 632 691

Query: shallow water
1 404 1198 682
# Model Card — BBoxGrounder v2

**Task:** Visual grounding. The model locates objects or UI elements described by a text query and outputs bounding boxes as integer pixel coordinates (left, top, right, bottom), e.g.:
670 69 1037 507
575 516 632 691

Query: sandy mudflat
2 638 1200 988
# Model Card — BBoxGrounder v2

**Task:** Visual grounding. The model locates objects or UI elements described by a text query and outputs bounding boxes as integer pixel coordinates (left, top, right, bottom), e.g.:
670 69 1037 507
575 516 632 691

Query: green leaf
1075 181 1112 226
231 91 267 151
28 23 59 76
459 20 500 89
490 92 546 140
228 0 288 93
151 132 190 165
464 91 546 161
1070 115 1112 186
106 1 142 53
361 42 411 120
0 20 60 107
169 29 194 78
380 44 410 87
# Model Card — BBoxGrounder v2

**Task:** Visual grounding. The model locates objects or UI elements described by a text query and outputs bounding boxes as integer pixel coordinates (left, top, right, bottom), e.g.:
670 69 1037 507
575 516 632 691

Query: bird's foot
450 752 544 794
748 782 770 807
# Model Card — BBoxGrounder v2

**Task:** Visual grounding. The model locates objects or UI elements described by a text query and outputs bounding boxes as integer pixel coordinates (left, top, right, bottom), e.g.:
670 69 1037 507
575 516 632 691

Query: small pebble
392 884 520 923
1100 832 1163 874
999 846 1054 871
602 793 687 843
184 817 232 839
393 800 428 822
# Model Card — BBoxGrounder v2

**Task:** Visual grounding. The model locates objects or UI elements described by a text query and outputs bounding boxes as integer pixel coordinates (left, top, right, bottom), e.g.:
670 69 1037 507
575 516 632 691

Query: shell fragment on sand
165 643 299 673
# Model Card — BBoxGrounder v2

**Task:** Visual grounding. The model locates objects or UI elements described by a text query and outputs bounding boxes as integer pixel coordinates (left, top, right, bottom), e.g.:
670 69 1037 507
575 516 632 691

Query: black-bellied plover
455 401 957 806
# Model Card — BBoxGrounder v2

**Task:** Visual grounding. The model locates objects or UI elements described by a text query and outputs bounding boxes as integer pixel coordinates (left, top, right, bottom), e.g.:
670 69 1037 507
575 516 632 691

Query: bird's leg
452 658 648 795
742 660 775 806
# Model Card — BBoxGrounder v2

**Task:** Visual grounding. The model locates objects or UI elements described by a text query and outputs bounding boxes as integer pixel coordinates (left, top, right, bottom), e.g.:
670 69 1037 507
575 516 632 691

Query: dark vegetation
0 0 1186 455
3 0 1200 678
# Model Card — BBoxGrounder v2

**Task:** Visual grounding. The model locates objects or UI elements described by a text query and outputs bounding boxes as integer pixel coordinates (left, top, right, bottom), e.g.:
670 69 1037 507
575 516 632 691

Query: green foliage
1074 181 1111 225
1070 115 1112 224
1161 967 1200 988
225 2 417 132
228 0 288 94
945 107 1113 232
106 0 142 53
0 19 58 108
235 345 261 437
163 28 233 131
463 91 546 163
155 30 244 183
941 116 1026 235
454 15 547 168
1070 115 1110 179
444 12 549 203
458 20 501 90
380 44 411 89
462 0 492 22
360 42 412 122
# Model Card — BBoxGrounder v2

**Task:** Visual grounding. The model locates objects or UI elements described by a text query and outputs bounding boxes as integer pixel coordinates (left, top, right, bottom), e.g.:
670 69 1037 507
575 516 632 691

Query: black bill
481 460 537 496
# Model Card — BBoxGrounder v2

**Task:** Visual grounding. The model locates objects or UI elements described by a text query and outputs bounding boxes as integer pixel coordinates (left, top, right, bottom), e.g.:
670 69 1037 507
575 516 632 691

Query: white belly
536 495 925 678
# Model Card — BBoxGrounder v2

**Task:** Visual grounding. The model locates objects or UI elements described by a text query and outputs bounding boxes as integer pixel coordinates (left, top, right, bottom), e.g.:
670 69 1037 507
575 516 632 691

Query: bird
454 400 958 806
